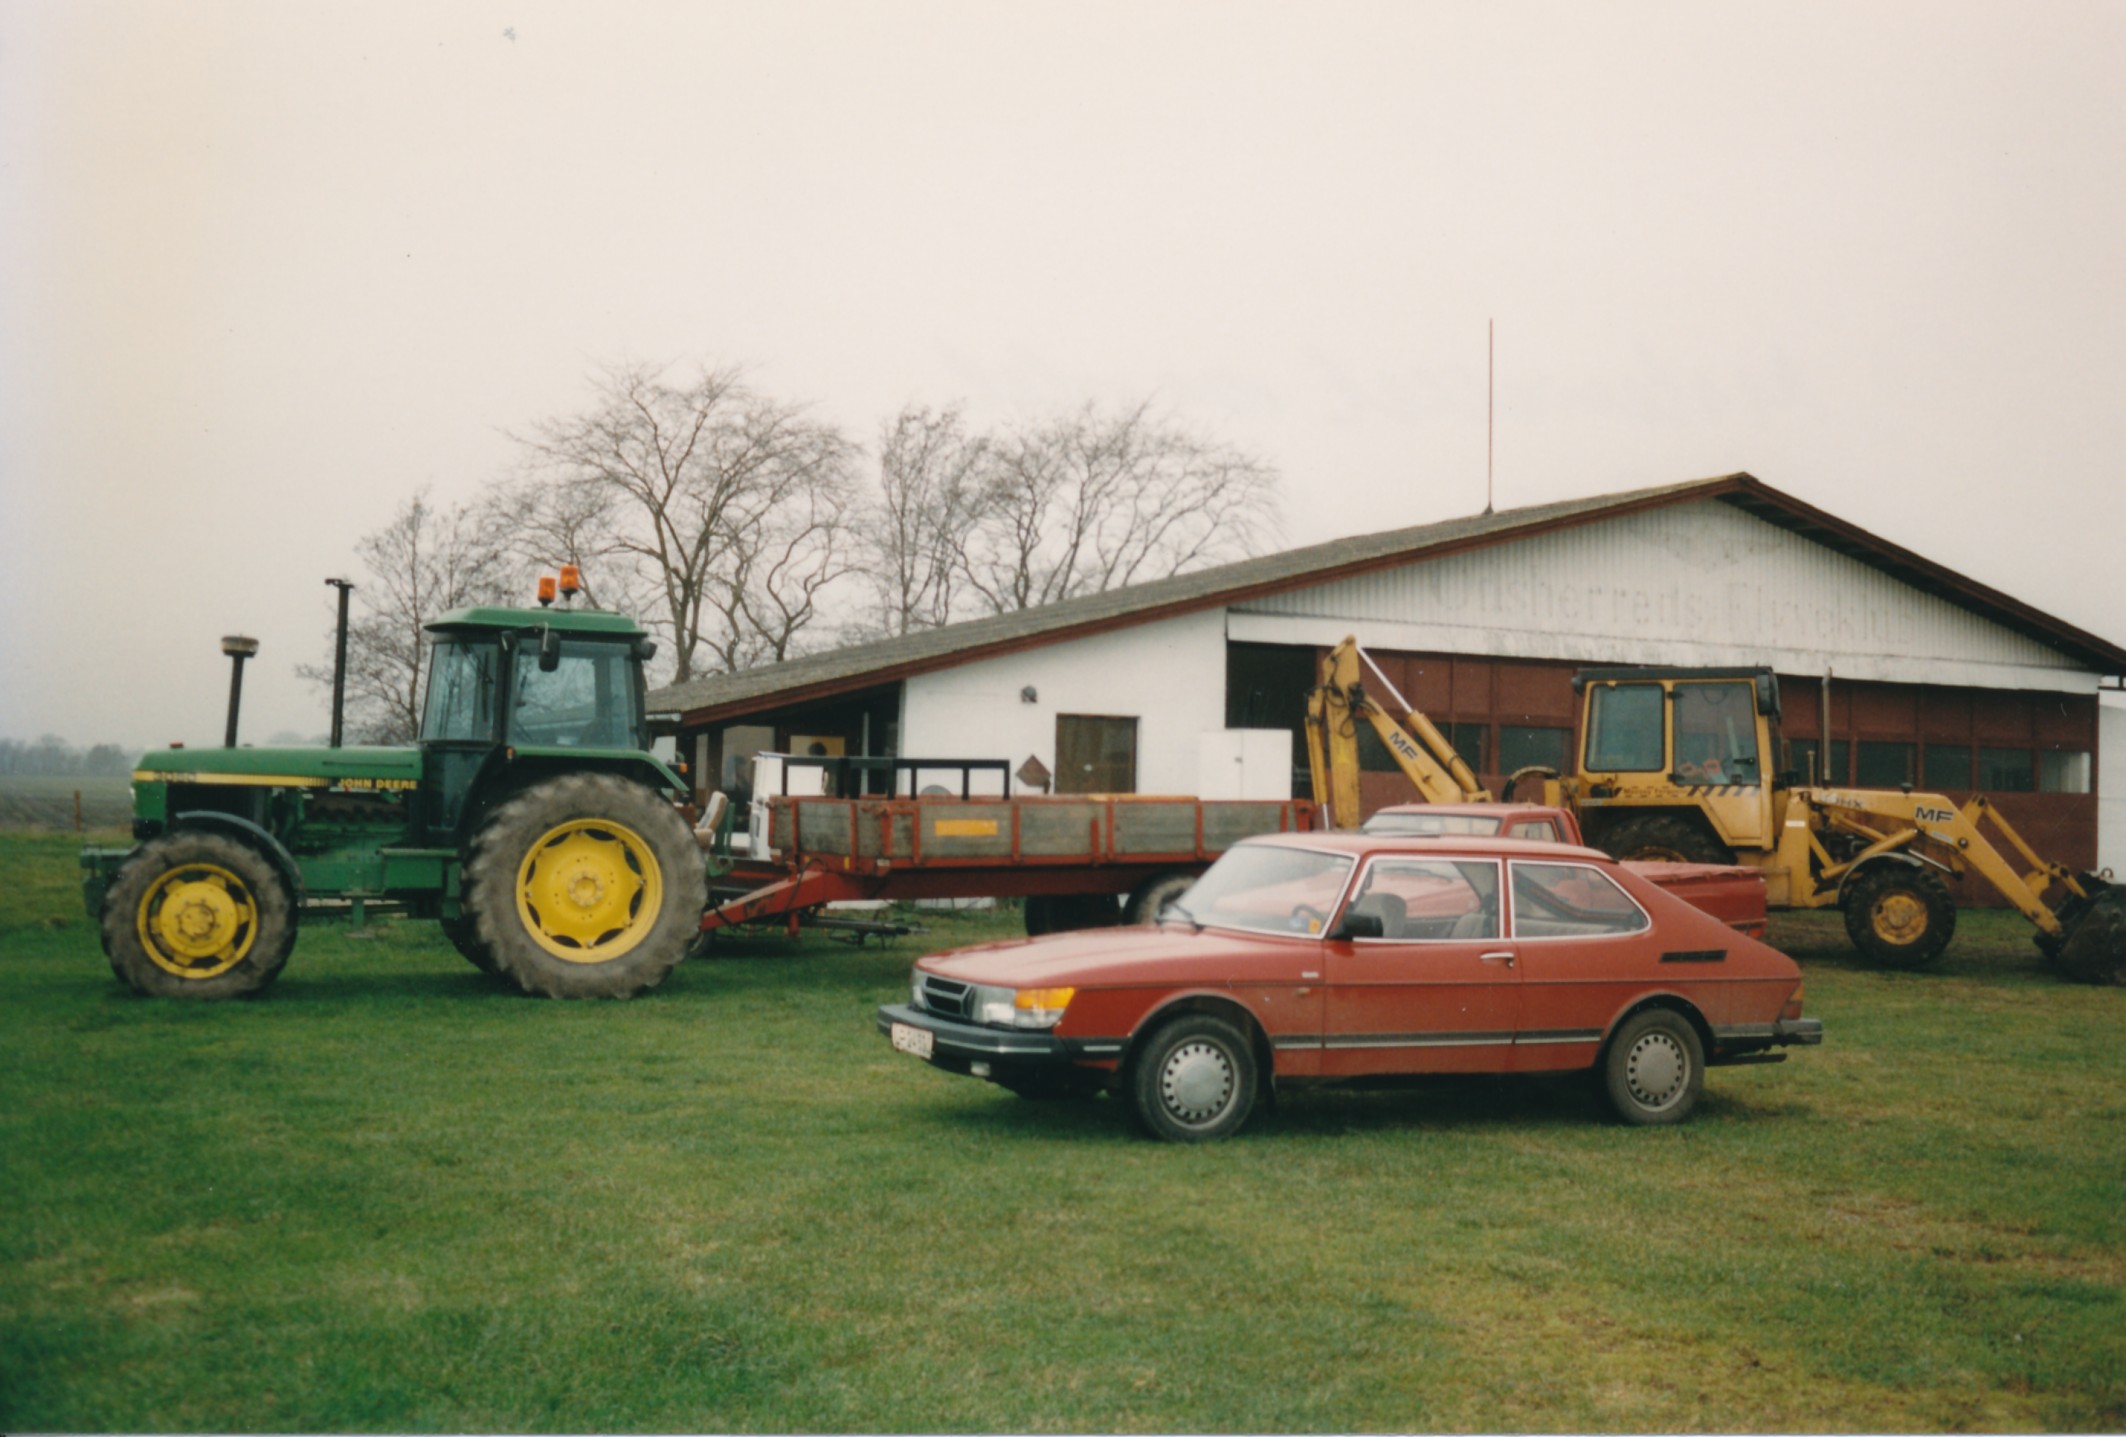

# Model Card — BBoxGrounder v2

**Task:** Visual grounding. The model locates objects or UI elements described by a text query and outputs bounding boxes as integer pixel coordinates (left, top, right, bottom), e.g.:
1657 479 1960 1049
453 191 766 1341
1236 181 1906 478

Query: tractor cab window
1584 684 1664 772
509 640 641 749
1672 682 1761 786
422 640 503 742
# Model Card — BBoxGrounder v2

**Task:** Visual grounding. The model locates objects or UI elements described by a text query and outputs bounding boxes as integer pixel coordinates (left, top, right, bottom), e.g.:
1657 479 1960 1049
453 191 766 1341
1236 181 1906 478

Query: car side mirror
1335 910 1385 941
538 626 562 673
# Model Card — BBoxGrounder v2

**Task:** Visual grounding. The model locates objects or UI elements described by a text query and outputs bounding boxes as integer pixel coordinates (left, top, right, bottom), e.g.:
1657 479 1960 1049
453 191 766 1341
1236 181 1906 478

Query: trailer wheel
102 831 296 999
2054 888 2126 985
464 773 705 999
1125 872 1196 925
1842 864 1955 969
1600 814 1731 865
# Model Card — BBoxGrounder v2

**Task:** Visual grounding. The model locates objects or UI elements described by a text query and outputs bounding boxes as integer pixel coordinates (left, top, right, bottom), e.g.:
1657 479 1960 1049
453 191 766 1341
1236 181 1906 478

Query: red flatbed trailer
701 792 1318 935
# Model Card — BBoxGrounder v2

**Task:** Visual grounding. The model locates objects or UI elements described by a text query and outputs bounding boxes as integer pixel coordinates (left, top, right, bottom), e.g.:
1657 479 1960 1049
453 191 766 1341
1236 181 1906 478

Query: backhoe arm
1306 636 1490 829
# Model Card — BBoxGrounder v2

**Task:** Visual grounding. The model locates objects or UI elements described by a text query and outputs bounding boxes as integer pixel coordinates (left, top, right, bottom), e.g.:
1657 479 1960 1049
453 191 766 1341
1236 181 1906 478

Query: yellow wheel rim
1871 892 1928 945
514 818 664 964
136 863 258 980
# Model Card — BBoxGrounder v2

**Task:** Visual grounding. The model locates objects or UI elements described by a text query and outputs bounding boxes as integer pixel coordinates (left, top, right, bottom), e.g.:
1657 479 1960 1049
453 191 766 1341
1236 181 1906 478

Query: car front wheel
1601 1008 1704 1125
1127 1013 1259 1142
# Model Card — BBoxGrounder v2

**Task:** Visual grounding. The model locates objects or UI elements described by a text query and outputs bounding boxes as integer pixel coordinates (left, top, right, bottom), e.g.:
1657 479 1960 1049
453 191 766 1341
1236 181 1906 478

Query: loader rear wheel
1601 814 1732 866
102 832 296 999
463 774 705 999
1842 865 1955 970
2053 889 2126 985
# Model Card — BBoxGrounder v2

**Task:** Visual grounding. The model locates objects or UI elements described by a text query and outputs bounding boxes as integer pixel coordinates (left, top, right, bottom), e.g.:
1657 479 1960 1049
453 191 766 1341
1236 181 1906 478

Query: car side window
1510 861 1650 939
1348 859 1500 941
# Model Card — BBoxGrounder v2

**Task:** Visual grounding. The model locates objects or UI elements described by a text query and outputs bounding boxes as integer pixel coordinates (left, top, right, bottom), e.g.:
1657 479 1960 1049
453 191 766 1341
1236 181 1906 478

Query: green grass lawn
3 829 2122 1432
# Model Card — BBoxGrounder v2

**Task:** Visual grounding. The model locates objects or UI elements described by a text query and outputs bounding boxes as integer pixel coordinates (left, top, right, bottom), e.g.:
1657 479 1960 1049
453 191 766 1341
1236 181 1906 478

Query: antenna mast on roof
1485 319 1495 515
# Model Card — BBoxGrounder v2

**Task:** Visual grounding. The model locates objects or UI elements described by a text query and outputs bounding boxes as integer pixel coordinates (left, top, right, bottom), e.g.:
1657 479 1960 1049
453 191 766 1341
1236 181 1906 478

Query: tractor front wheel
101 831 297 999
463 774 705 999
1842 865 1956 969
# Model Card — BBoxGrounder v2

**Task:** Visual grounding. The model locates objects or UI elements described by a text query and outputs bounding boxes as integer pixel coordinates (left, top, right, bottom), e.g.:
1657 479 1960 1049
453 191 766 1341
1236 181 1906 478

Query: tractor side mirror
538 626 562 673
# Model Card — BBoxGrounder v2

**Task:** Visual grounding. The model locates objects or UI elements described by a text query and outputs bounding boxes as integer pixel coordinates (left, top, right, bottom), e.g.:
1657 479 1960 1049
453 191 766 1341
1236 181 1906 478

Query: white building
651 474 2126 878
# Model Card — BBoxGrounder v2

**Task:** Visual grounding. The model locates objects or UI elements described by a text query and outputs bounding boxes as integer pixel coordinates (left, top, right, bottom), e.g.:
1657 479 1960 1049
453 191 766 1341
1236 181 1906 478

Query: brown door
1056 715 1137 794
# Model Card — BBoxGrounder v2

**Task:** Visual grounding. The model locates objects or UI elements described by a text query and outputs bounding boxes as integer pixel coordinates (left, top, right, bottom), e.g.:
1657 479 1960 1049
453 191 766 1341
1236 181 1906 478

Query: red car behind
879 831 1821 1141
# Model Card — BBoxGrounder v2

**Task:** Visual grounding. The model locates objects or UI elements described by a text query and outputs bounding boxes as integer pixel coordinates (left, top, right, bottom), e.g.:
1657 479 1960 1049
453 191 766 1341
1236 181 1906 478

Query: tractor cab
418 604 660 839
1569 667 1785 859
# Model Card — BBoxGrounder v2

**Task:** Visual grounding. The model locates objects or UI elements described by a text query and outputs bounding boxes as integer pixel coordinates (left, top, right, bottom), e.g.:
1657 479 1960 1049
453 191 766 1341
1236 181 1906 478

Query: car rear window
1510 861 1650 939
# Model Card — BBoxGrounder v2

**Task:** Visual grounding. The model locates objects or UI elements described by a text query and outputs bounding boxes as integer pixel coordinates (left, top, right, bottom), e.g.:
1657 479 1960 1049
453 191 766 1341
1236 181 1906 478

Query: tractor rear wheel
437 915 500 975
102 831 296 999
463 774 705 999
1842 865 1956 969
1601 814 1732 865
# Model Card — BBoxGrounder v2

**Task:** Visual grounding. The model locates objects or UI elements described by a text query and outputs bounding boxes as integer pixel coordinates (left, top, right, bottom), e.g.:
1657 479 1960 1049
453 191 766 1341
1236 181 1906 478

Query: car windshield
1361 812 1505 836
1179 845 1355 937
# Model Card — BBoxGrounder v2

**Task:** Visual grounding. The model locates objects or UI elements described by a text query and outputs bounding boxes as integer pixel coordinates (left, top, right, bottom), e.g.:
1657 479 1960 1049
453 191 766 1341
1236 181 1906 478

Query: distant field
4 830 2122 1432
0 774 131 832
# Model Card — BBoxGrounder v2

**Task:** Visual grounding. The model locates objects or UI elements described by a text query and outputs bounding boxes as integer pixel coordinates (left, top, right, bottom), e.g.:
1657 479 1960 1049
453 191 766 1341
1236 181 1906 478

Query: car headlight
909 969 926 1010
973 984 1075 1030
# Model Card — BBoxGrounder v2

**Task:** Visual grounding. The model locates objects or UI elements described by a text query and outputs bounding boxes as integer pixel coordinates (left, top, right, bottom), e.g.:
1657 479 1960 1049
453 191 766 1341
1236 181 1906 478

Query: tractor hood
132 746 423 787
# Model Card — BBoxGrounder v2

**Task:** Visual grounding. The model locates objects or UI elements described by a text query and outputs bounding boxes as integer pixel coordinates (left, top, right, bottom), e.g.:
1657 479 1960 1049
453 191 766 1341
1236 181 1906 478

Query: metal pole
326 578 355 747
222 636 259 747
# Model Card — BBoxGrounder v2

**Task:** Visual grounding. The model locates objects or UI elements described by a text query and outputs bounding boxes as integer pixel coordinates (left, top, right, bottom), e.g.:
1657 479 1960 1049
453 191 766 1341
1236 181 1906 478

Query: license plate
890 1022 935 1060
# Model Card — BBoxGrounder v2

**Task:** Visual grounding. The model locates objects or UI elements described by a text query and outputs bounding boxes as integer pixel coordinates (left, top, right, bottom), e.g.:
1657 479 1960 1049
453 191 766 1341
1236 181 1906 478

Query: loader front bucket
2047 883 2126 985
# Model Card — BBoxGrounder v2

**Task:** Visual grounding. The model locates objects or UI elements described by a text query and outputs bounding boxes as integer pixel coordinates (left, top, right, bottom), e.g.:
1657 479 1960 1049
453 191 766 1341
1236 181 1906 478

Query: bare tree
505 363 859 682
860 404 991 637
957 401 1280 615
301 491 518 743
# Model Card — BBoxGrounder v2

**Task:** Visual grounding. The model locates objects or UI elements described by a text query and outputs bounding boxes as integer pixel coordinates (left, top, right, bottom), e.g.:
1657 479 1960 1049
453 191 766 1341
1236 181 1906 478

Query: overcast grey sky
4 0 2123 749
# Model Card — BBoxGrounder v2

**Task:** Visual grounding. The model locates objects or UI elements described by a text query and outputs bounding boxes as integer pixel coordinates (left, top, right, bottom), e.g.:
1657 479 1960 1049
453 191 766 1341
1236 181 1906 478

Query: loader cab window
422 640 503 743
510 640 642 749
1673 682 1762 786
1584 683 1664 773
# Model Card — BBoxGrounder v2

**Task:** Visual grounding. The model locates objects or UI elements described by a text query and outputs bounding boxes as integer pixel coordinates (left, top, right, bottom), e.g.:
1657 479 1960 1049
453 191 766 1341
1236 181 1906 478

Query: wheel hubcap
515 819 663 963
138 864 257 979
1160 1041 1235 1124
1872 893 1926 943
1625 1032 1688 1109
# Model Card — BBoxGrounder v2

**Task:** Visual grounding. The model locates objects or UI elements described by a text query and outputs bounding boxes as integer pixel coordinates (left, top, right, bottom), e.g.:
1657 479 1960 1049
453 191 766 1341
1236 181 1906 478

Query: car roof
1369 802 1565 820
1243 829 1610 863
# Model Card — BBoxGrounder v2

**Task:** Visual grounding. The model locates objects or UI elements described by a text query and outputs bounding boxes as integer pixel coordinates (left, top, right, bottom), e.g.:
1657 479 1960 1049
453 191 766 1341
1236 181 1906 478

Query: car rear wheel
1601 1008 1704 1125
1127 1013 1259 1142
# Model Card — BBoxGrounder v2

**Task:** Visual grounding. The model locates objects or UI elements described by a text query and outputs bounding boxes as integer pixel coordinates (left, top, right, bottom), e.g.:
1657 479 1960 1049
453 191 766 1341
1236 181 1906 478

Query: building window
1924 744 1972 790
1855 741 1915 788
2039 750 2092 794
1447 723 1488 775
1789 739 1849 786
1977 746 2035 793
1500 725 1571 775
1057 715 1137 794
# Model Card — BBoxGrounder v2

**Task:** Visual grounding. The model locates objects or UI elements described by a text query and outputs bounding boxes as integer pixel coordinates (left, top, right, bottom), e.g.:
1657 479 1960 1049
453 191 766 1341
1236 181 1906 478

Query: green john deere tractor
81 600 706 999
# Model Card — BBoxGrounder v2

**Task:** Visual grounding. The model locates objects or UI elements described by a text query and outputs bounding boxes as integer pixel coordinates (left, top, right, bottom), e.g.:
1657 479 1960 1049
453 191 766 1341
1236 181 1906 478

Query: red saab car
877 832 1822 1141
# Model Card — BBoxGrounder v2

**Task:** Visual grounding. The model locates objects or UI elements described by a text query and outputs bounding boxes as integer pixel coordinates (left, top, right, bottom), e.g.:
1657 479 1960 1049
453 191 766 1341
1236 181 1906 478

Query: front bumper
876 1003 1123 1082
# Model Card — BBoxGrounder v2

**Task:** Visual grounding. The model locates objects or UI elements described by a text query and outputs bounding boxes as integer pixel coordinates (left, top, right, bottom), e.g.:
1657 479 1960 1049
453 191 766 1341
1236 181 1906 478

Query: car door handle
1478 950 1515 967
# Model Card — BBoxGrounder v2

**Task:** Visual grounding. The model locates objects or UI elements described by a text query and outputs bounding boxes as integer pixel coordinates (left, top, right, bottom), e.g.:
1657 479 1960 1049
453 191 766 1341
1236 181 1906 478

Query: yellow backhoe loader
1306 635 2126 983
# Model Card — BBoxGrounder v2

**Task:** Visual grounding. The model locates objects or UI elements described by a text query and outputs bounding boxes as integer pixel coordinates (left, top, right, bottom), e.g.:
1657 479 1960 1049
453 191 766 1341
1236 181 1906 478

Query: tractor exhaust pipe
220 635 259 747
325 578 355 747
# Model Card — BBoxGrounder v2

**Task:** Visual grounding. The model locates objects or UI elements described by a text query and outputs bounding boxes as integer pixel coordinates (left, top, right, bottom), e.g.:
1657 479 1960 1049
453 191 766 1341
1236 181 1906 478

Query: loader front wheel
464 774 705 999
1842 865 1955 970
1601 814 1732 866
102 831 296 999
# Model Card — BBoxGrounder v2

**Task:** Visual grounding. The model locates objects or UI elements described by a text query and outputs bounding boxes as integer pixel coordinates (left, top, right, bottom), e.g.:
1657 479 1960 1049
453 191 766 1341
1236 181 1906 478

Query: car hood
920 923 1307 988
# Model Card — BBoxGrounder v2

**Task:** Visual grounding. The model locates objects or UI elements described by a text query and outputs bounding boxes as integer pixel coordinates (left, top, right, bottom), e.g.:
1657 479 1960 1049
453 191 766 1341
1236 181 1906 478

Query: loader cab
419 606 657 837
1572 667 1783 854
